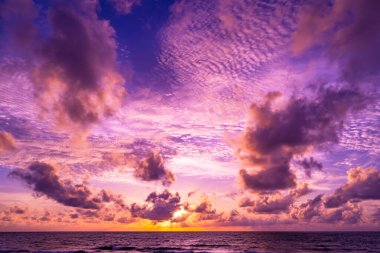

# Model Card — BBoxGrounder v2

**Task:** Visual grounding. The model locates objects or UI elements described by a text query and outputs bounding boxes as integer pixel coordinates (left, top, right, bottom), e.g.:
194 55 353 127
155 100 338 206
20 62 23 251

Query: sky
0 0 379 231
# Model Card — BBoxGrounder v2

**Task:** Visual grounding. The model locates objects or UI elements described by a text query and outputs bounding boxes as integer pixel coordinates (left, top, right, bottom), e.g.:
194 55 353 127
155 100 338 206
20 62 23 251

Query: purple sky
0 0 379 231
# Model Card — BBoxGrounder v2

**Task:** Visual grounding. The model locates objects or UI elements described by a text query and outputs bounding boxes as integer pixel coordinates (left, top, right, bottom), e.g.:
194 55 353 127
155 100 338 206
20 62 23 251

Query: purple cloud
9 162 125 210
325 167 380 208
295 157 323 178
290 168 379 224
0 0 38 53
291 194 362 225
1 0 126 136
293 0 380 85
184 198 224 222
238 88 366 192
134 151 175 186
239 183 312 214
129 190 181 221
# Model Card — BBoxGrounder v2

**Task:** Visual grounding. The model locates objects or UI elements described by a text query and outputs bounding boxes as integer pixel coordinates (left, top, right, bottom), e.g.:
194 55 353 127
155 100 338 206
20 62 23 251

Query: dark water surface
0 232 379 253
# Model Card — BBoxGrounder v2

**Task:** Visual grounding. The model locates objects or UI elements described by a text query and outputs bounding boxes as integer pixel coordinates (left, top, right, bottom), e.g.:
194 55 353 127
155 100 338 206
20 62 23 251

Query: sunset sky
0 0 379 231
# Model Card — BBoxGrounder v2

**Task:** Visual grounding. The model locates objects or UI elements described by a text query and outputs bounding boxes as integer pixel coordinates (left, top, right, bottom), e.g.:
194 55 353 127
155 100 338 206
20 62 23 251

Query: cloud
9 206 26 215
160 0 297 95
9 162 125 209
184 198 224 222
70 213 79 219
241 194 294 214
129 190 181 221
0 131 16 152
193 201 215 214
290 182 312 198
0 205 30 224
188 198 216 215
238 88 366 192
289 169 379 224
1 0 126 137
39 211 51 222
95 189 127 209
4 206 27 216
237 0 379 194
76 209 100 219
295 157 323 178
239 183 311 214
108 0 140 15
187 190 197 197
0 0 38 53
291 194 323 221
291 194 362 224
117 216 131 224
134 151 175 186
293 0 380 84
325 167 380 208
100 145 176 186
103 214 115 222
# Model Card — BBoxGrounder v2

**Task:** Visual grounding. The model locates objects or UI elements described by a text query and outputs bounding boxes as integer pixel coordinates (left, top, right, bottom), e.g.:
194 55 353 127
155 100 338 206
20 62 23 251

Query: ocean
0 232 379 253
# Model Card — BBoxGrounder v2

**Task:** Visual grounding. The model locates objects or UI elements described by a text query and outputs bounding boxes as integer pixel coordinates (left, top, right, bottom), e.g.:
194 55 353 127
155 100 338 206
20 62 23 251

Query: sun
172 208 187 219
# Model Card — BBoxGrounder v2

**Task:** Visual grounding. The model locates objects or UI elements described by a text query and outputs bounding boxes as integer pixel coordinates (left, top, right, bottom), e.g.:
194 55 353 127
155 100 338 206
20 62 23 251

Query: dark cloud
238 0 379 193
0 0 38 53
322 203 362 225
240 194 293 214
9 162 125 210
289 168 380 224
93 189 127 210
291 194 362 224
191 199 216 215
77 209 100 219
239 88 365 192
239 163 296 193
70 213 79 219
1 0 126 136
39 211 51 222
325 167 380 208
0 207 29 223
295 157 322 178
101 146 176 186
9 206 26 215
293 0 380 83
239 197 254 208
291 194 323 221
187 190 197 197
129 190 181 221
134 151 175 186
240 183 311 214
0 131 16 152
184 198 223 222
